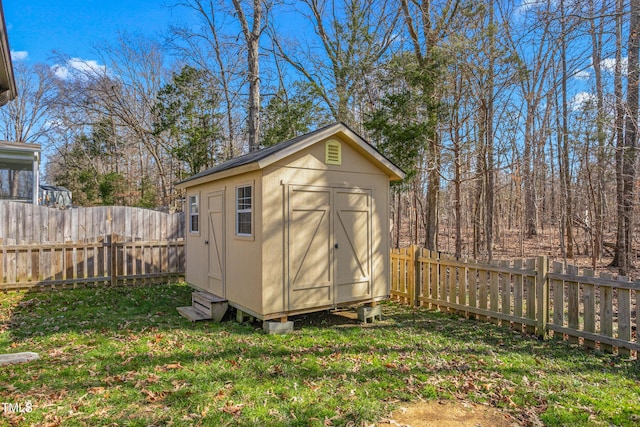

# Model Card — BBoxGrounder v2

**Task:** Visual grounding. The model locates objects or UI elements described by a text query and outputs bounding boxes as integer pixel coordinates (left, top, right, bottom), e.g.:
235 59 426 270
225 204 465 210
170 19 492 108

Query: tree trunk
232 0 262 152
523 103 537 237
613 0 639 275
589 0 606 263
559 0 573 259
484 2 496 261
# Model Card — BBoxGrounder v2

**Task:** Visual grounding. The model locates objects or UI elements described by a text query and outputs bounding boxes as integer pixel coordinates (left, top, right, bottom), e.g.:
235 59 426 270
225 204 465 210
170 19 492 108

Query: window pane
236 185 252 235
237 212 251 235
189 195 199 232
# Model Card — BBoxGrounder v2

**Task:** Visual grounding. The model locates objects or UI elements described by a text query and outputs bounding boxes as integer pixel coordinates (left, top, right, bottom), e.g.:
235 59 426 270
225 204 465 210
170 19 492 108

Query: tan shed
176 122 405 322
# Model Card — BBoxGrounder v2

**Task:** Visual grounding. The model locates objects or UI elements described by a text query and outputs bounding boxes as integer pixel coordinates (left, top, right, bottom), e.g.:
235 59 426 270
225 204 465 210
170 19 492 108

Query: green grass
1 283 639 426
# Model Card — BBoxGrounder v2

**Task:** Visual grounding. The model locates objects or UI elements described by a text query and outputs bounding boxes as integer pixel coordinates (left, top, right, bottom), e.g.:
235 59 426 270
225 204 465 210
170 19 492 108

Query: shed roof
177 122 405 188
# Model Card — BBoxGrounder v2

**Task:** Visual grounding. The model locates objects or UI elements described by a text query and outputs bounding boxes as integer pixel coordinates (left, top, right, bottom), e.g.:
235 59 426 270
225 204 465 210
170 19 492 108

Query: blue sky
4 0 178 64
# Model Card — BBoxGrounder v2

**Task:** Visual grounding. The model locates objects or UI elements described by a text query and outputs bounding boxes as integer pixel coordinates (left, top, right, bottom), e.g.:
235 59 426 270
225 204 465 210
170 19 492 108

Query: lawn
1 283 639 426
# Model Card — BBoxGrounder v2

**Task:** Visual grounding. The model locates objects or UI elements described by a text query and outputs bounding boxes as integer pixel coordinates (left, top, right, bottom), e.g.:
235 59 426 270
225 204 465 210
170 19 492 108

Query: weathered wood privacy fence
391 246 639 357
0 202 185 244
0 202 185 290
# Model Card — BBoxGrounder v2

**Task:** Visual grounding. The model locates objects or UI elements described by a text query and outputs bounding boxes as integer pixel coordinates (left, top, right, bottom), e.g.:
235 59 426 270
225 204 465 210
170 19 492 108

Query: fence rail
0 235 185 291
391 246 638 357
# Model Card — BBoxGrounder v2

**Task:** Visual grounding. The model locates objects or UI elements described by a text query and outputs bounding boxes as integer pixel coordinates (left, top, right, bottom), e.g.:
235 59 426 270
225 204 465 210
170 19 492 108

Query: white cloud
10 50 28 61
601 57 628 75
51 65 70 80
570 91 597 111
51 57 108 81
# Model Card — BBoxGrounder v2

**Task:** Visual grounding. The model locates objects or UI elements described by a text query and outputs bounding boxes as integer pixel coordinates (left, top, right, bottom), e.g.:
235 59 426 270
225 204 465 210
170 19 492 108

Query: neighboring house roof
0 141 40 171
0 0 16 106
177 122 406 188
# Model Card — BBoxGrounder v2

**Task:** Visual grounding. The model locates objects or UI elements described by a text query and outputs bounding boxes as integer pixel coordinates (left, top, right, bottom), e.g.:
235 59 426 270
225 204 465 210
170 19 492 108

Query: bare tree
168 0 245 158
613 0 639 275
51 33 174 206
273 0 399 125
0 62 56 197
231 0 263 151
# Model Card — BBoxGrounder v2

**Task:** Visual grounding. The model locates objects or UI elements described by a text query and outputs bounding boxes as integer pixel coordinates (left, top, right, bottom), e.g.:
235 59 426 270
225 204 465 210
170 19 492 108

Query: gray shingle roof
177 121 405 186
177 123 340 185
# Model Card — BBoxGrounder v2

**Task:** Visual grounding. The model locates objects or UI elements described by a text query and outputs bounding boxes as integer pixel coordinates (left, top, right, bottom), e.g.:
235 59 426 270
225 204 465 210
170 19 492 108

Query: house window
189 194 199 233
236 185 252 236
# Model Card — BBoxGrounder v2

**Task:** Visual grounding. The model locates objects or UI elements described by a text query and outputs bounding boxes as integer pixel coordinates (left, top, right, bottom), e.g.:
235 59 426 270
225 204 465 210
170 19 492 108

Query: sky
4 0 179 65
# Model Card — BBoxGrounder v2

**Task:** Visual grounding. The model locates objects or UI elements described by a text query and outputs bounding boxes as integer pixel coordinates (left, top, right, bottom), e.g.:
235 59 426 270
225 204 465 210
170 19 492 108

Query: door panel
334 189 371 303
287 186 372 310
288 187 332 310
207 190 225 297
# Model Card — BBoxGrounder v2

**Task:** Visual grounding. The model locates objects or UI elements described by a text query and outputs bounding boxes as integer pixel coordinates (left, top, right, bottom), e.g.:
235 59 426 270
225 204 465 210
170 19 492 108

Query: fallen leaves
140 388 168 403
154 362 183 372
220 402 244 417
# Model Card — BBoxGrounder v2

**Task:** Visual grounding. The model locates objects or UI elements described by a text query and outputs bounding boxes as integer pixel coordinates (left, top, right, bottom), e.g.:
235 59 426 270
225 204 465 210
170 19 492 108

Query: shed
176 122 405 322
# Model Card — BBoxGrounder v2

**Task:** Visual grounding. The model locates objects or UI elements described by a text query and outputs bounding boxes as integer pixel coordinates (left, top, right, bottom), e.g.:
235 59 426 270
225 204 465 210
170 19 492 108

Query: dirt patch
378 400 519 427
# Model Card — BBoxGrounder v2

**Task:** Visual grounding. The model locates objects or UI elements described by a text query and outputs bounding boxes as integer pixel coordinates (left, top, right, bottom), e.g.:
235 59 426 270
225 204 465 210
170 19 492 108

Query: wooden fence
0 235 185 291
0 202 186 291
0 202 185 244
391 246 639 357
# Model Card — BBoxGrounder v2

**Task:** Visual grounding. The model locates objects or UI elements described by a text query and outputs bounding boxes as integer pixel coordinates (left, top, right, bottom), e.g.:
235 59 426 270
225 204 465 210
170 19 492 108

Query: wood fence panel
448 257 457 312
419 249 429 307
439 259 447 312
525 258 536 335
478 268 488 322
490 261 500 324
0 202 184 244
513 260 524 331
391 247 638 357
600 272 614 353
500 260 510 323
430 251 439 309
567 265 580 345
467 262 477 320
459 259 468 311
583 269 596 350
552 261 564 331
617 277 631 358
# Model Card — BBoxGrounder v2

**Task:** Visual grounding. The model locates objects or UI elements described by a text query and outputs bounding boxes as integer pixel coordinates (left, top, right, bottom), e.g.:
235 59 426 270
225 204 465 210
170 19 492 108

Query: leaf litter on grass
1 283 640 426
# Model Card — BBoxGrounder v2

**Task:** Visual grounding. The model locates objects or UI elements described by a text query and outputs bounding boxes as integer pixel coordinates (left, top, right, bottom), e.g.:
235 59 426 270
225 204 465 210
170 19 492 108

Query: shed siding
261 138 391 317
184 171 264 316
181 126 400 320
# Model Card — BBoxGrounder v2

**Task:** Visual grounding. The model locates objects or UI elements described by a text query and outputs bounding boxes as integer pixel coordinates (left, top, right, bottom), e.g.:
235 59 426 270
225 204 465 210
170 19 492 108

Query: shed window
189 195 199 233
236 185 252 236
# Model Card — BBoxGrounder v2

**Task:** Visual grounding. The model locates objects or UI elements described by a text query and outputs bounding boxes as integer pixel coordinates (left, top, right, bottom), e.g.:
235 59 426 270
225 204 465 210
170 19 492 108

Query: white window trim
189 194 200 234
235 185 253 237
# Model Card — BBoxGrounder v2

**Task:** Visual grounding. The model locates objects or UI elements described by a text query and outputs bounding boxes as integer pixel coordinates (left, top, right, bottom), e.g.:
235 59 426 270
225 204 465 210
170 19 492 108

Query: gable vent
325 139 341 165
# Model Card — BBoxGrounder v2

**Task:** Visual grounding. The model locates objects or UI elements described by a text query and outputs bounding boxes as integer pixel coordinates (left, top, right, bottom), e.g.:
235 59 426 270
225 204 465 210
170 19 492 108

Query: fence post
109 234 120 287
536 255 549 338
413 245 421 307
406 245 415 306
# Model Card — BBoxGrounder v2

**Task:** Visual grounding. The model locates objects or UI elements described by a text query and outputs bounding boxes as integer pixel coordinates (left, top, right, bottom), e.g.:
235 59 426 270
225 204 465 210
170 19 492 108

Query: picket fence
391 246 639 357
0 202 185 291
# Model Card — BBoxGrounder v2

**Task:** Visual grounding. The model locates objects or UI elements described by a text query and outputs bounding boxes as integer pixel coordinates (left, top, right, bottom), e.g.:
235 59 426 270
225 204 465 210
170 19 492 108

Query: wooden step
177 305 212 322
179 291 229 322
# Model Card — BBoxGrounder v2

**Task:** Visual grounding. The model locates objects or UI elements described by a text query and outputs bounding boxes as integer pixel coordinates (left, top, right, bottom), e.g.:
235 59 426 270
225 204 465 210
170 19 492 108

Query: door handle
334 243 338 249
204 240 209 245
